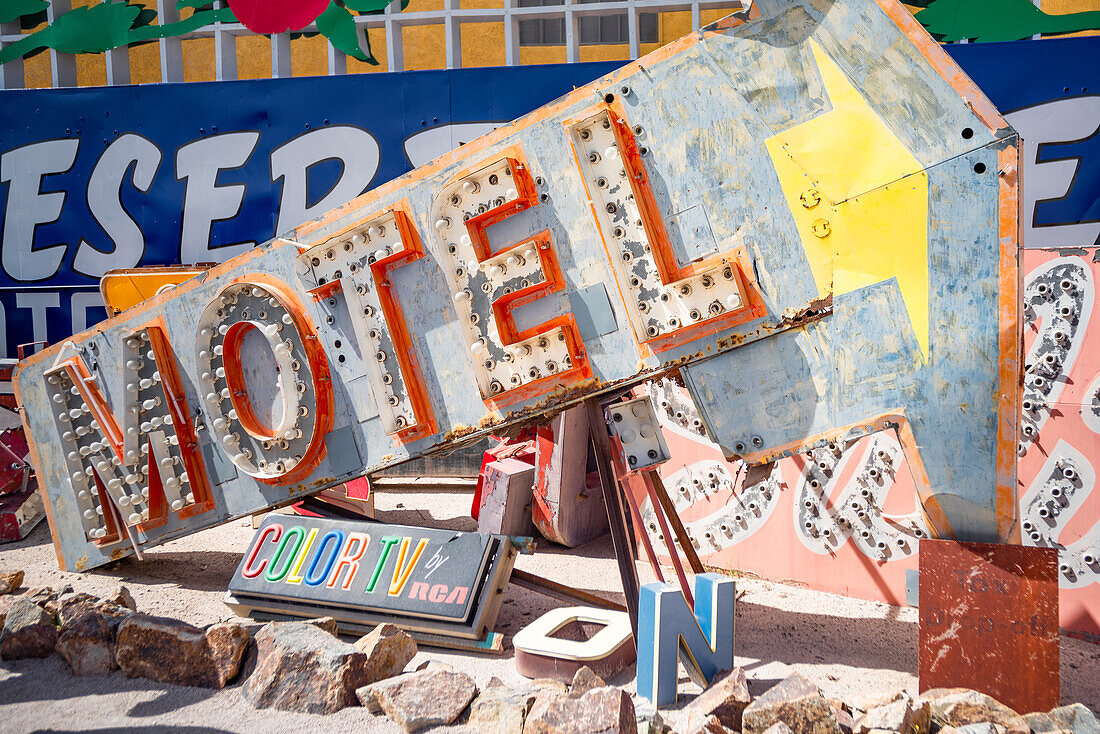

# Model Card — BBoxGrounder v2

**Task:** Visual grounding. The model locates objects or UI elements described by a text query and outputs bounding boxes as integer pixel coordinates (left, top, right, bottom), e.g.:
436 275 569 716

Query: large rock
57 592 132 633
920 689 1029 734
846 691 906 716
523 686 637 734
1027 704 1100 734
243 621 373 714
683 668 753 732
116 614 248 689
356 667 478 732
24 585 72 617
305 616 339 636
0 598 58 659
0 569 24 595
742 672 842 734
353 623 417 684
56 613 117 676
469 679 572 734
855 695 930 734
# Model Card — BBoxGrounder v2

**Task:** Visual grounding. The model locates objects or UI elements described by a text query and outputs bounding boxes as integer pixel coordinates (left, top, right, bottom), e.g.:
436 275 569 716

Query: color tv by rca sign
18 0 1016 571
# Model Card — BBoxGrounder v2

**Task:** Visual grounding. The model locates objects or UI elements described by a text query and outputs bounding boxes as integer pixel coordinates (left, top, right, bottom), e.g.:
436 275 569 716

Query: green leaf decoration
0 2 142 64
917 0 1100 42
0 0 47 24
344 0 392 13
127 7 234 43
316 0 378 64
0 0 399 69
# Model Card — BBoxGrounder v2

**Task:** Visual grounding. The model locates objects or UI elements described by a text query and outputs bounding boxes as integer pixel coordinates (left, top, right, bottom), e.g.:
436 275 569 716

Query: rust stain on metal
918 539 1059 714
777 296 833 329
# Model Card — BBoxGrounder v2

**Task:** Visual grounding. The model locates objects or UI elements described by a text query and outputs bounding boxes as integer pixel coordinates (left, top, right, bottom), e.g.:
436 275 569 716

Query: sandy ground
0 486 1097 734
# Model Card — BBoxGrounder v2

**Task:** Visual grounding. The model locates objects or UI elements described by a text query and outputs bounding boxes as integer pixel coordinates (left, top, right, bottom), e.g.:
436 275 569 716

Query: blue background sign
1 39 1097 357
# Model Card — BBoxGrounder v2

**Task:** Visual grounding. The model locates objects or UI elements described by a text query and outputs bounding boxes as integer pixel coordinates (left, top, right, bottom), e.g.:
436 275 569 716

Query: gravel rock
685 714 738 734
570 666 607 697
356 668 478 732
742 672 843 734
109 585 137 611
683 668 753 732
0 569 24 595
243 621 373 713
634 699 669 734
56 613 117 676
0 598 58 659
920 689 1028 734
116 614 248 689
353 623 417 684
855 695 930 734
522 686 637 734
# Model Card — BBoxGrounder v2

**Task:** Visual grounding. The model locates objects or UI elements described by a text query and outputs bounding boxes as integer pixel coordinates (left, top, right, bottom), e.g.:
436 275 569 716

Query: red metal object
918 539 1060 714
0 426 43 542
471 431 536 519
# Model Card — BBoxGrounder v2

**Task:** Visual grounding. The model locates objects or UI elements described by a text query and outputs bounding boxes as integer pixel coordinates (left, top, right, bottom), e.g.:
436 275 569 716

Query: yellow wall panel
75 52 106 87
237 35 271 80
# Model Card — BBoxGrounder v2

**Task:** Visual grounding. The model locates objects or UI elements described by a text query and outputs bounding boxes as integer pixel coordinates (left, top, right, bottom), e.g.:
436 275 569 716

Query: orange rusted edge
996 143 1021 543
443 148 592 410
222 322 280 441
738 409 955 540
304 200 438 444
225 273 336 486
561 102 768 359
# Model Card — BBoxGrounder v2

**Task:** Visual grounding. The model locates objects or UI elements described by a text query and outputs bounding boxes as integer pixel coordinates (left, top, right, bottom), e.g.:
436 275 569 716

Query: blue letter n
636 573 735 706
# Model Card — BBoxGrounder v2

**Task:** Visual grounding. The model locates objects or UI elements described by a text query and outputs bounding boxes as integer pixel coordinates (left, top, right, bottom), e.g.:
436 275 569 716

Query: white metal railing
0 0 741 88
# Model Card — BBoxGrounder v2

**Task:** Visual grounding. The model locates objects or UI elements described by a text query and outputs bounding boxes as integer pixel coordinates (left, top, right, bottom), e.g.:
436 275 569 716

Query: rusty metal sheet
16 0 1017 571
918 538 1059 714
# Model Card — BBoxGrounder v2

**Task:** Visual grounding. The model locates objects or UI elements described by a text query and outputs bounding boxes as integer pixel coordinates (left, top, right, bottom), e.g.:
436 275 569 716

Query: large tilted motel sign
17 0 1019 571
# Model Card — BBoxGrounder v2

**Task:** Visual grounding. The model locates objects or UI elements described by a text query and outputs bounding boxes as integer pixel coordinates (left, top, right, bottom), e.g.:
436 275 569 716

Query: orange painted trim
140 320 216 524
51 358 127 547
222 322 280 441
90 471 124 547
738 409 955 541
225 273 335 486
562 103 765 357
442 150 592 408
995 142 1022 543
308 280 342 303
304 200 438 444
870 0 1007 135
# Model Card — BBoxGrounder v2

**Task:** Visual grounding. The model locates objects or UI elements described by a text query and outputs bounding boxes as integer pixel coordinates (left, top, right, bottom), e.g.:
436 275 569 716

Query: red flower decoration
229 0 330 34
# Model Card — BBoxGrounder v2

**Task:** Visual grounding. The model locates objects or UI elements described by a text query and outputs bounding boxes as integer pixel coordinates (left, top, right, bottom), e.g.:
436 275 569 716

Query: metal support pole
585 396 640 640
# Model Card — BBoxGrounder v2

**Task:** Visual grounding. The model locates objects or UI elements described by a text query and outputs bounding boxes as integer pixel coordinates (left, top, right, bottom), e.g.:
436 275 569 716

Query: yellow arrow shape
765 41 930 359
